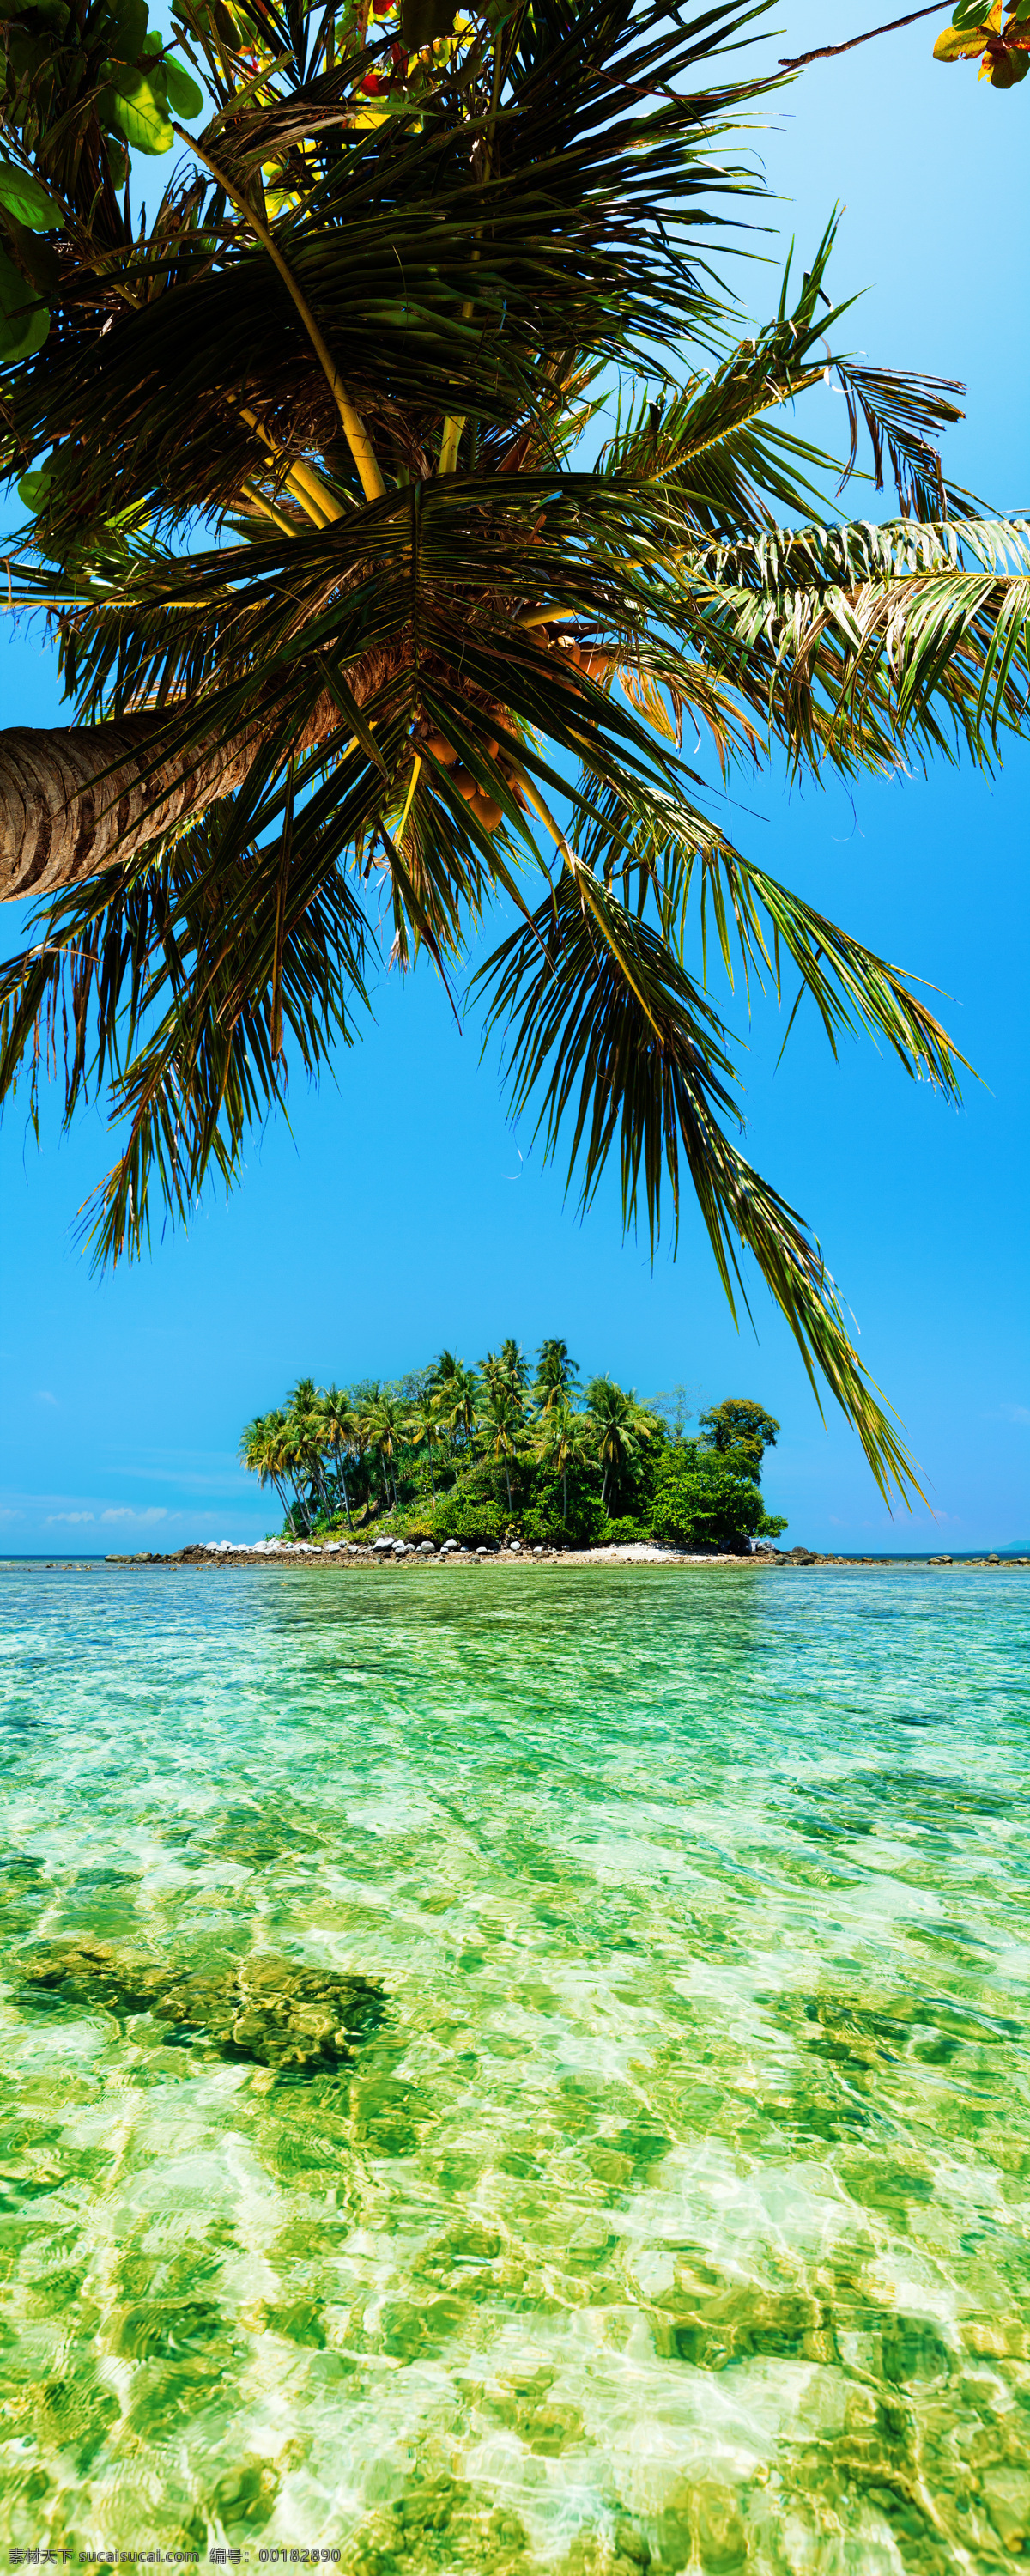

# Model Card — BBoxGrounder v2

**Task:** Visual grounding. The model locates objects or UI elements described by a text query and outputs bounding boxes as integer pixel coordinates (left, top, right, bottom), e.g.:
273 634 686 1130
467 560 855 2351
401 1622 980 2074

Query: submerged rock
15 1940 385 2073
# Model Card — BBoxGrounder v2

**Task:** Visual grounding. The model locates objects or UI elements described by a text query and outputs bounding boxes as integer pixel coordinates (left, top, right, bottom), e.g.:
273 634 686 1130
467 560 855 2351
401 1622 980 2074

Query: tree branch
779 4 949 74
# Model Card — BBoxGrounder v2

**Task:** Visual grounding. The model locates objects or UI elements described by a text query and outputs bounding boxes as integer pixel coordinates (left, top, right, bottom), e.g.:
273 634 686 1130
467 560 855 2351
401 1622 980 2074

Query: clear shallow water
1 1565 1028 2574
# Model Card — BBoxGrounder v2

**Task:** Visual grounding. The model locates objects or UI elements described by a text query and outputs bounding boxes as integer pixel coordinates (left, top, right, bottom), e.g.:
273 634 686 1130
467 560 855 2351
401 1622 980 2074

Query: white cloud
45 1511 95 1526
35 1390 58 1407
100 1506 169 1526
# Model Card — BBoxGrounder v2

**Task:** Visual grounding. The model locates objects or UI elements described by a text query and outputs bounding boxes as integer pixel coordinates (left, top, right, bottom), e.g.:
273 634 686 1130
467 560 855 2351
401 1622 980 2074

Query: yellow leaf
619 668 677 741
933 24 990 54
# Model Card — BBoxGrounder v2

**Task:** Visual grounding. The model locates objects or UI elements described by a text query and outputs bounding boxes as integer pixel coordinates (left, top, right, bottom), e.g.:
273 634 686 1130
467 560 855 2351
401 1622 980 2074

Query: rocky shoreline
94 1540 1029 1571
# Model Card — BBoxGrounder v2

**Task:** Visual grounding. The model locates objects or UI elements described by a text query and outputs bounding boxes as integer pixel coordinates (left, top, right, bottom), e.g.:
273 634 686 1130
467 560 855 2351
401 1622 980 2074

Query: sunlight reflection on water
0 1564 1027 2572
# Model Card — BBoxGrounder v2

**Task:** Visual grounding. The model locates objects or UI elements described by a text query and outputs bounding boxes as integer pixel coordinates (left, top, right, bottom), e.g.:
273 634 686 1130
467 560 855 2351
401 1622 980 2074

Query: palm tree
428 1350 463 1393
405 1395 443 1498
317 1383 356 1525
584 1376 657 1512
1 0 1027 1498
286 1376 334 1525
360 1391 404 1512
499 1339 530 1402
478 1381 524 1516
534 1394 591 1527
239 1410 294 1525
532 1339 581 1415
434 1364 479 1461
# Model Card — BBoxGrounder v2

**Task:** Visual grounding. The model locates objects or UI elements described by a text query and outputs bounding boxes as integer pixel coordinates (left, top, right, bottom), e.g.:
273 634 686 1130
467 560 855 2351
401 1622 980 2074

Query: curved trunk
0 718 259 905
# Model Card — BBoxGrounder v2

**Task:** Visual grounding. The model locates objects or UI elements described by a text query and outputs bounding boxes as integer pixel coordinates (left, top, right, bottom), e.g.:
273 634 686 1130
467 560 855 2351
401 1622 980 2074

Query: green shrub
521 1466 607 1549
597 1514 642 1546
650 1445 787 1552
433 1492 505 1547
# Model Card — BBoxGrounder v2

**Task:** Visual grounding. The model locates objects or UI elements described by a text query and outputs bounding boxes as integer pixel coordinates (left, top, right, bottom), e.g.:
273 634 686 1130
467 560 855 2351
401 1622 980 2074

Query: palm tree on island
2 0 1025 1505
533 1340 581 1414
433 1360 480 1461
478 1377 525 1515
535 1393 591 1528
318 1384 357 1527
584 1377 657 1512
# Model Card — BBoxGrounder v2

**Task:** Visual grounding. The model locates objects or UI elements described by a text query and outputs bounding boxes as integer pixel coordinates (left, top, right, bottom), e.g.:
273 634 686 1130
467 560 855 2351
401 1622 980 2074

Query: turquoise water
1 1564 1028 2573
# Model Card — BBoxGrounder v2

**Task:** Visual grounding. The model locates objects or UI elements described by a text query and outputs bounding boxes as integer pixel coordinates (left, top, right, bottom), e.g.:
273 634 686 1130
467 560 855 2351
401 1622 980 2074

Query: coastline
71 1539 1030 1571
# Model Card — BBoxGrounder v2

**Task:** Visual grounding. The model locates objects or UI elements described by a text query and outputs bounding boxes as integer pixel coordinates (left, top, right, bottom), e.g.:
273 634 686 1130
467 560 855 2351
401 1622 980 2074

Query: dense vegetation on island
1 0 1028 1512
240 1346 786 1552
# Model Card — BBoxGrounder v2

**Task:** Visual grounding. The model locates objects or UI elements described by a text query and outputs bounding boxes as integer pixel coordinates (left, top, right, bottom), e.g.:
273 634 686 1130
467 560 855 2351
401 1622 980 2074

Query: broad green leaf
162 54 204 117
952 0 999 22
989 41 1029 73
103 72 174 155
0 245 49 359
0 159 64 231
17 462 54 512
107 0 149 59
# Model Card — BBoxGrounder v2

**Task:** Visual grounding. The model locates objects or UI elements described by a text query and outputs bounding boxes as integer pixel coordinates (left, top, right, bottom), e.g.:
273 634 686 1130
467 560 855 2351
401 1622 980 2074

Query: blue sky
1 4 1027 1554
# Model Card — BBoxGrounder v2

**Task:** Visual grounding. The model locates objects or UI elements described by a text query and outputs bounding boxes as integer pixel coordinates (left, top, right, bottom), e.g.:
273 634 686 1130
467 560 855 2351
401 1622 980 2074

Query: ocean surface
1 1564 1027 2573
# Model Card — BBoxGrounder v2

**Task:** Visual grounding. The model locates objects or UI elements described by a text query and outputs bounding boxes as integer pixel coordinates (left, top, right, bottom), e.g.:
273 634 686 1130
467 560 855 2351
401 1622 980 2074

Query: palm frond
0 812 370 1262
475 864 918 1501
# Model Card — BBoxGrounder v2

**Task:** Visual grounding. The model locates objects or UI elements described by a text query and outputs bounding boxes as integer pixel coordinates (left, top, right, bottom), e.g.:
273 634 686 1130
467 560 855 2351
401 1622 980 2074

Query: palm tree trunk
505 1456 512 1511
562 1464 567 1522
0 719 262 904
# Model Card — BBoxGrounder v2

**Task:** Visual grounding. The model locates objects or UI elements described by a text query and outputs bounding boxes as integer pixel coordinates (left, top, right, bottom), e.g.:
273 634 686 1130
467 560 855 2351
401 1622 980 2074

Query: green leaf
951 0 992 23
990 44 1029 75
102 72 174 155
17 461 53 512
107 0 149 59
0 244 49 359
0 159 64 231
162 53 204 117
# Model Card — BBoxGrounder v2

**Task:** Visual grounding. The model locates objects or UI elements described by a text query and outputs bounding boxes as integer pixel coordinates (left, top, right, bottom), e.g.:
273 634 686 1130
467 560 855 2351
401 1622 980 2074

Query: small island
239 1343 787 1555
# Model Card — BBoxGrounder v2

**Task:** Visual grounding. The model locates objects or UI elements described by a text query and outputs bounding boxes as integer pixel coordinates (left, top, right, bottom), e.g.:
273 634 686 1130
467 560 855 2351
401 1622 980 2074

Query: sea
1 1560 1027 2572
